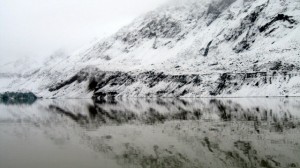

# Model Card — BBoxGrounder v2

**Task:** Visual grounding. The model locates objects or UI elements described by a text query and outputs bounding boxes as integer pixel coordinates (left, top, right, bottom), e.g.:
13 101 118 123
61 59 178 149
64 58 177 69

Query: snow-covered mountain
1 0 300 98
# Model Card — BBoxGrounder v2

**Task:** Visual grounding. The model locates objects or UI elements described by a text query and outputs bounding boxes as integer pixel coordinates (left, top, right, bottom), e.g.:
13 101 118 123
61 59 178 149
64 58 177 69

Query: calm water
0 98 300 168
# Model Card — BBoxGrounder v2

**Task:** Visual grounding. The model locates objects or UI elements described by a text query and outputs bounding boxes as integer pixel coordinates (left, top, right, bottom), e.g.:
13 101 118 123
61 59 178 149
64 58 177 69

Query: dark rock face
229 3 267 53
255 61 299 72
93 91 118 104
139 16 182 39
225 3 266 42
210 73 230 96
88 77 98 91
117 15 182 50
89 71 203 98
203 40 213 56
225 3 298 53
0 92 37 105
259 14 296 32
49 69 89 92
48 63 299 99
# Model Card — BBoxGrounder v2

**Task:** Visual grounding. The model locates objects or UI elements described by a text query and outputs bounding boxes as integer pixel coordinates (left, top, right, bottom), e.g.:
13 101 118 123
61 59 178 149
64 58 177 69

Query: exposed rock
259 14 296 32
203 40 213 56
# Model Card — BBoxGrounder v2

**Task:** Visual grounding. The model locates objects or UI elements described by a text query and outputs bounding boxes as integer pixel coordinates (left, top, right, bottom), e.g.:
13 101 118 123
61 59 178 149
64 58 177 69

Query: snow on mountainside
1 0 300 98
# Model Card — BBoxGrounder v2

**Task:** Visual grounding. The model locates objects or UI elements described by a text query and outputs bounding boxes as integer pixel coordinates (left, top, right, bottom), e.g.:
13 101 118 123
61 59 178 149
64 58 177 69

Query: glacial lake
0 98 300 168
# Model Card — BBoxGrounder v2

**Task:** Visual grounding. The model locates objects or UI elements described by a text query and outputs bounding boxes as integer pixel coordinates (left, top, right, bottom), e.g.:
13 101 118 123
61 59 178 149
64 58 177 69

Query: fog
0 0 169 64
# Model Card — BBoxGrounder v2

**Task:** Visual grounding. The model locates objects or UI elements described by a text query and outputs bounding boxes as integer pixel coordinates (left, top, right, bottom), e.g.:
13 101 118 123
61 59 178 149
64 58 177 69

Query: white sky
0 0 169 64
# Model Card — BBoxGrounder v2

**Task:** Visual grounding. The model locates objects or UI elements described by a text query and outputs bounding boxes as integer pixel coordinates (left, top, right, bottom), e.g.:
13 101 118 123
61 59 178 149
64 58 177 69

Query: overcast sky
0 0 169 64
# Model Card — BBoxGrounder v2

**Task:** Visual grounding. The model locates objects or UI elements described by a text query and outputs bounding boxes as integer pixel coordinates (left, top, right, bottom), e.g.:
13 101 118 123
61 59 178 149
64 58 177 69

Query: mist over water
0 98 300 168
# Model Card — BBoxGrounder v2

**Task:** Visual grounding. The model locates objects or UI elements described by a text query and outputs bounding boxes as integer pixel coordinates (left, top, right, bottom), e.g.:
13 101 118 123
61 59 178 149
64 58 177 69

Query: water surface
0 98 300 168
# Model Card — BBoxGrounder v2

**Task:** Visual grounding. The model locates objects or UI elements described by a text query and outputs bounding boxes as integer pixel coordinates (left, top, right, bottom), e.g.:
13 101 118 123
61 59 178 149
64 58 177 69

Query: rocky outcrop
47 64 300 99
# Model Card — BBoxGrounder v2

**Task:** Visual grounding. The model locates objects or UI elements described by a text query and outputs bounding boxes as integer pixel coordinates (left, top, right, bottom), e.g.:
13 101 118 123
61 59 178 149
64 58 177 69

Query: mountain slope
1 0 300 98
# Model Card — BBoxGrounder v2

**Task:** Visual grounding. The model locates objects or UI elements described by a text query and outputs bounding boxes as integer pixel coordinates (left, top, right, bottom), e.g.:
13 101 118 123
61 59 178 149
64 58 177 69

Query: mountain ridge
1 0 300 98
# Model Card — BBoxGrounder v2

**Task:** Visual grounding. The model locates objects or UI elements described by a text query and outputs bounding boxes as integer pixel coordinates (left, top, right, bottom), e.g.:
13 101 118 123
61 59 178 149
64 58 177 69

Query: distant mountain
1 0 300 98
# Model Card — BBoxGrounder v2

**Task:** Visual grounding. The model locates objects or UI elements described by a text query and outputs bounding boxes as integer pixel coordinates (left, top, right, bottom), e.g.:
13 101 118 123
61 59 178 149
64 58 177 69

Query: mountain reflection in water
0 98 300 168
